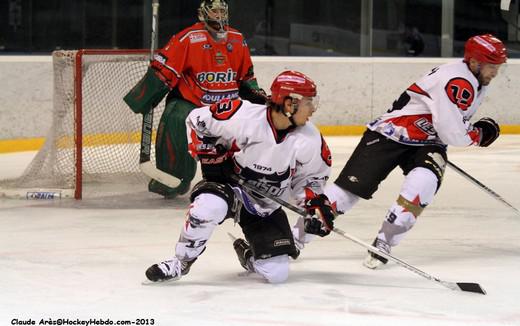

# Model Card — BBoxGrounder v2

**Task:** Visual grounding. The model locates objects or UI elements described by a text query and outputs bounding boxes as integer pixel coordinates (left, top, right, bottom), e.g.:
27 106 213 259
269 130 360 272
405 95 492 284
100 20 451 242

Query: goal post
0 49 166 199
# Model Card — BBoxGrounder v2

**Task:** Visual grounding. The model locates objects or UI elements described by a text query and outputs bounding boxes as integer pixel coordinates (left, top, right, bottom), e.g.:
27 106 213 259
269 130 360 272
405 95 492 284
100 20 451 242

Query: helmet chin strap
283 101 299 126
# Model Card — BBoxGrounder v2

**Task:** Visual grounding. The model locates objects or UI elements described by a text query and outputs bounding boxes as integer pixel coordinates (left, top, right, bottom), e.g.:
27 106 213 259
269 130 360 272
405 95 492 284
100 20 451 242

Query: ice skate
144 257 196 284
232 238 254 273
363 238 390 269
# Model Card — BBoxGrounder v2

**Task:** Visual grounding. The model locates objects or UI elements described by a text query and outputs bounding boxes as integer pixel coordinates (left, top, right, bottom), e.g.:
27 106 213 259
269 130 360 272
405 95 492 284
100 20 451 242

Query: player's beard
478 75 492 86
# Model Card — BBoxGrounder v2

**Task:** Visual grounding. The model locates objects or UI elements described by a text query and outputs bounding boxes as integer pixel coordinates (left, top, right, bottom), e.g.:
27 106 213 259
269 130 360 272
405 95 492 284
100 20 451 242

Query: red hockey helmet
464 34 507 64
270 70 317 105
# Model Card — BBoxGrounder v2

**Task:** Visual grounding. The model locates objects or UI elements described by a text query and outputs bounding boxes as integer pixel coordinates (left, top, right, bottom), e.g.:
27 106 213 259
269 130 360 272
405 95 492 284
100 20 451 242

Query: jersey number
210 99 243 120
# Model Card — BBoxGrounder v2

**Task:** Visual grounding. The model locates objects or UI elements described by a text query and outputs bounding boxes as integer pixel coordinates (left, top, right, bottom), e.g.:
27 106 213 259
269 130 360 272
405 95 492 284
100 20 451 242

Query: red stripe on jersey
320 135 332 167
407 83 431 99
188 129 202 158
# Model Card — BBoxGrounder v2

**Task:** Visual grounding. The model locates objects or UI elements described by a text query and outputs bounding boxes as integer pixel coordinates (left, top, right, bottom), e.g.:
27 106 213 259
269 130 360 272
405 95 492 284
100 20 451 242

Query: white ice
1 136 520 326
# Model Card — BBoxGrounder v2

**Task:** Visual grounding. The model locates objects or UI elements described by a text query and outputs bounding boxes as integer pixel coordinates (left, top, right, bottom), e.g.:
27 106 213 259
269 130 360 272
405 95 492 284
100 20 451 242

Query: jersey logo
413 117 436 136
197 69 237 84
445 78 474 111
320 135 332 167
240 165 292 197
209 99 243 120
189 32 207 43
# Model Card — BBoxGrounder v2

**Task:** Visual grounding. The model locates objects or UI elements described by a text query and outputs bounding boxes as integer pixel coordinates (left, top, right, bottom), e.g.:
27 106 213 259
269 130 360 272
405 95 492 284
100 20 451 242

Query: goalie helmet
198 0 229 35
270 70 317 105
464 34 507 64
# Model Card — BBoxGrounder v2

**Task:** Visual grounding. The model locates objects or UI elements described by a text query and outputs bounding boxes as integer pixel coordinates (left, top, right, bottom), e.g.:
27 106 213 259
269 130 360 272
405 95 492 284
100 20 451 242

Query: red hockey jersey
150 22 256 106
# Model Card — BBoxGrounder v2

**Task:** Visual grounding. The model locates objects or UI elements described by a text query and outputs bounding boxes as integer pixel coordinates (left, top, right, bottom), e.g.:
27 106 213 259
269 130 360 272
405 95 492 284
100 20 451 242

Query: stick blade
227 232 238 241
140 161 182 188
456 282 486 295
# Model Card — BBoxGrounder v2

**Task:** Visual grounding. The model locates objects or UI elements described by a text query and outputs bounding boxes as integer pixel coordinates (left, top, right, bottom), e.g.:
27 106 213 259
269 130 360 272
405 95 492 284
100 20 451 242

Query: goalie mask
464 34 507 65
270 70 319 116
198 0 229 40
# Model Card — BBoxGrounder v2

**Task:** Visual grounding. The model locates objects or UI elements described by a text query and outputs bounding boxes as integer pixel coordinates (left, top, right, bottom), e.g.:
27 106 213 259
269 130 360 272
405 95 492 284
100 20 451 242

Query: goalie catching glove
193 139 234 184
473 117 500 147
303 189 337 237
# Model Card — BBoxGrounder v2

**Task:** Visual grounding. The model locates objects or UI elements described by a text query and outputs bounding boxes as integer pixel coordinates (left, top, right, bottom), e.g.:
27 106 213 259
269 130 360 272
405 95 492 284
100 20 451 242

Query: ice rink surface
1 136 520 326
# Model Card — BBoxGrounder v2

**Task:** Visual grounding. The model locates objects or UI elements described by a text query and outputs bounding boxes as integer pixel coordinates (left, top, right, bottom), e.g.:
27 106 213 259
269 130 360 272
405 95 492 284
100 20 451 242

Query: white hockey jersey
368 60 486 146
186 99 332 216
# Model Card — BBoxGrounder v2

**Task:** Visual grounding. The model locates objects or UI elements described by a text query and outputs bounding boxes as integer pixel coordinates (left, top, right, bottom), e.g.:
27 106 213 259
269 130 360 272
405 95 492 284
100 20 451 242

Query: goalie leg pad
123 67 169 114
175 193 228 260
155 98 197 182
239 208 298 260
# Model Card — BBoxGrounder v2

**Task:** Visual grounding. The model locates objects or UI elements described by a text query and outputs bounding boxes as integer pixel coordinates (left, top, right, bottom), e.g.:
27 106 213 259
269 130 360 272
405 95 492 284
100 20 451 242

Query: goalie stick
447 160 519 216
139 0 181 188
231 175 486 295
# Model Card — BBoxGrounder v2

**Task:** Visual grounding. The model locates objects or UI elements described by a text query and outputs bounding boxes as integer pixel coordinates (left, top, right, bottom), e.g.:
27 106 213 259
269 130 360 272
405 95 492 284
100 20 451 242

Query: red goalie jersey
150 22 256 106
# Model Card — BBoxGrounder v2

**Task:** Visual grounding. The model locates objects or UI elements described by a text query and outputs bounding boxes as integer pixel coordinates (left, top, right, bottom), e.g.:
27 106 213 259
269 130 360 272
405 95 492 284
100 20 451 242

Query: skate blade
141 276 181 286
363 255 385 269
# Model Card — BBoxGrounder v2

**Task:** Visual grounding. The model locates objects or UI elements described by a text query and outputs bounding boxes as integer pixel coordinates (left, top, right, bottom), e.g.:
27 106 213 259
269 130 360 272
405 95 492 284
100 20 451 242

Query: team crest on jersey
189 32 207 43
215 51 226 65
209 99 243 120
445 78 474 111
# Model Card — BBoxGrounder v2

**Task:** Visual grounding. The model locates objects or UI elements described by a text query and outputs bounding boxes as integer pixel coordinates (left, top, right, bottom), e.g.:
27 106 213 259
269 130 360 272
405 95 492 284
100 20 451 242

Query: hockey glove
474 117 500 147
195 141 234 184
303 189 337 237
239 83 269 105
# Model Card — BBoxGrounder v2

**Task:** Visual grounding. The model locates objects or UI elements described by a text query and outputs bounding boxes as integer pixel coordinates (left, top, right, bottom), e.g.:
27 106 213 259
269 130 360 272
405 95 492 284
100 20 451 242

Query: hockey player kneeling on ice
145 70 336 283
303 34 507 269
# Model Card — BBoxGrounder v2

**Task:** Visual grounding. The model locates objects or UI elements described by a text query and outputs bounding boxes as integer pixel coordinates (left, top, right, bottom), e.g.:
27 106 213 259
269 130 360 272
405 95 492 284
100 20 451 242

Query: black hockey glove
474 117 500 147
303 190 337 237
238 84 269 105
195 141 234 184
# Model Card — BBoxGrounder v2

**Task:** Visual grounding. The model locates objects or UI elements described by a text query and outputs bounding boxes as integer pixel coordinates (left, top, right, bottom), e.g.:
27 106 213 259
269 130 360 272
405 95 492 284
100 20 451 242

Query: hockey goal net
0 49 165 199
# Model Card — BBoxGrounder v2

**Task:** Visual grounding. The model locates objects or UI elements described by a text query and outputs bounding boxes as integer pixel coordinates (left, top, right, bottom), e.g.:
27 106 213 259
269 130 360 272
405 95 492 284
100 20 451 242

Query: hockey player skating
144 70 337 283
125 0 265 199
300 34 507 269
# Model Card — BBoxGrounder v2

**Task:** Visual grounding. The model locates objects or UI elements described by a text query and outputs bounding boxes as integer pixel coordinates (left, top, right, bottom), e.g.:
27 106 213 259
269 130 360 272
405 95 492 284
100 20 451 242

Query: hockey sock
324 183 360 214
175 193 228 260
377 167 437 246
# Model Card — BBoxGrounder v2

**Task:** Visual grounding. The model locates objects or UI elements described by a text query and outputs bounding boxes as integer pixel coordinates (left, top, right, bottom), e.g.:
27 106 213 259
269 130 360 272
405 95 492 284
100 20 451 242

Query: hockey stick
447 160 520 216
139 0 181 188
231 175 486 294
